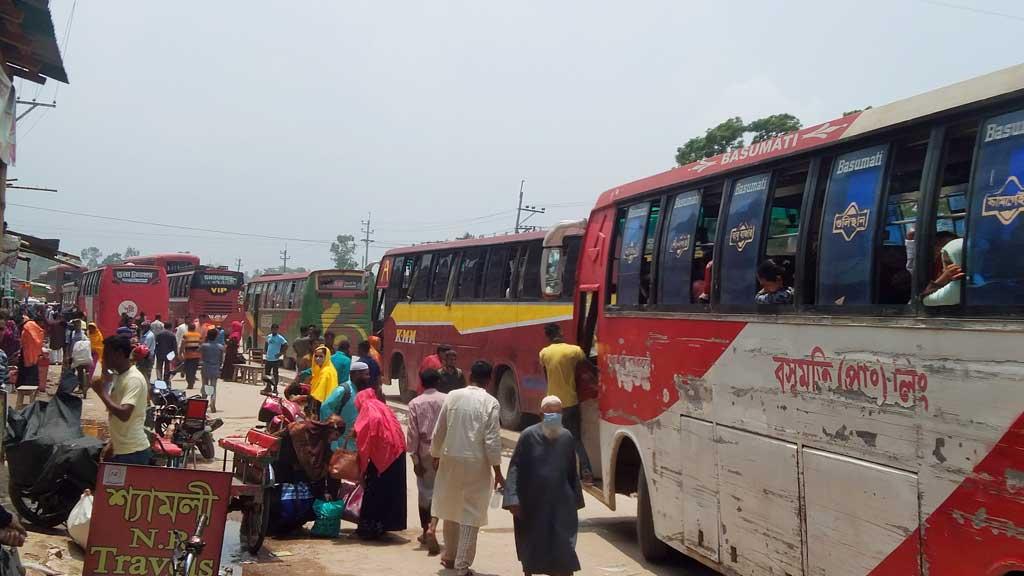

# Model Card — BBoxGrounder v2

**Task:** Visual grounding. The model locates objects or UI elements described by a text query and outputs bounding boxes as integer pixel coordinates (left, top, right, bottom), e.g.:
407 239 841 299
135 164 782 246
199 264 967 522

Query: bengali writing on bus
770 346 929 410
199 273 242 287
84 464 231 576
112 268 159 285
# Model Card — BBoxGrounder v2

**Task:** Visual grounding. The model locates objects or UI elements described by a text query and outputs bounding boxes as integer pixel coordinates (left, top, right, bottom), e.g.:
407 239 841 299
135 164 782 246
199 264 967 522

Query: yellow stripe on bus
390 302 573 335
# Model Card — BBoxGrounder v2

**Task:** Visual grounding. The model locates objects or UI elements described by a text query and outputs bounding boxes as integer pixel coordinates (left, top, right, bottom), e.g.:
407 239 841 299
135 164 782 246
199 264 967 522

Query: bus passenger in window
755 259 794 305
923 238 964 306
906 229 958 276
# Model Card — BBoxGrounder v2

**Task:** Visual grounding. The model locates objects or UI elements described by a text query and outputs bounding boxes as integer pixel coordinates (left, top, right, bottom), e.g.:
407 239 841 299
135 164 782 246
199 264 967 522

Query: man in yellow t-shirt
539 323 593 482
92 335 152 464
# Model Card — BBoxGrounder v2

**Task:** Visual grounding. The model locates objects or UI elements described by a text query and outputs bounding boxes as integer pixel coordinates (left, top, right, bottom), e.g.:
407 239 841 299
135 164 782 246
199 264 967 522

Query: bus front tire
497 370 522 430
637 467 671 563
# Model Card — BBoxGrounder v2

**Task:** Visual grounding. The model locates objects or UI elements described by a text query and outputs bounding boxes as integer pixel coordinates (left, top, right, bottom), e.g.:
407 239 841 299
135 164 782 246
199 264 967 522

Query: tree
80 247 103 268
456 232 474 240
329 234 359 269
675 114 803 166
124 246 140 258
744 113 802 143
101 252 124 265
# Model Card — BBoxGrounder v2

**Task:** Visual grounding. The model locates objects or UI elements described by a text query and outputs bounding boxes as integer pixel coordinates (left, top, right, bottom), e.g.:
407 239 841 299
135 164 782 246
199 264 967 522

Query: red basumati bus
374 229 583 429
123 253 200 275
74 265 168 337
562 63 1024 575
168 266 245 328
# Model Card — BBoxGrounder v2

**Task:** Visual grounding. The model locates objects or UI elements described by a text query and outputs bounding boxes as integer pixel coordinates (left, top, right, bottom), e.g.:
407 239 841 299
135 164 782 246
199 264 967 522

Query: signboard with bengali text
112 268 159 285
84 464 232 576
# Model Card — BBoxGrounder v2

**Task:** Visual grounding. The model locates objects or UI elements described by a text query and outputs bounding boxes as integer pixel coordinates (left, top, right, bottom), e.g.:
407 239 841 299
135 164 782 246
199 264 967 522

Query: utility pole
235 258 243 272
360 213 375 268
514 179 545 233
279 246 289 273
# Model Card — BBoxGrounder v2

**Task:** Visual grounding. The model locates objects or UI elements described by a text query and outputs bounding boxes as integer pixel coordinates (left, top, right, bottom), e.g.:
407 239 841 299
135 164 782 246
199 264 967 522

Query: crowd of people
0 301 595 575
261 321 592 576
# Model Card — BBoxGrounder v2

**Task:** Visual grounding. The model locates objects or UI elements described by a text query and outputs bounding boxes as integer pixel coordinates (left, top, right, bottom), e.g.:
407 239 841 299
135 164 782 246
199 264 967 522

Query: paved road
53 373 718 576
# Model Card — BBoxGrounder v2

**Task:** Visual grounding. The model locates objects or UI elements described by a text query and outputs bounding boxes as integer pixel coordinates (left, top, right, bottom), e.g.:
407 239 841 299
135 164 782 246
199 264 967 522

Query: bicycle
170 513 208 576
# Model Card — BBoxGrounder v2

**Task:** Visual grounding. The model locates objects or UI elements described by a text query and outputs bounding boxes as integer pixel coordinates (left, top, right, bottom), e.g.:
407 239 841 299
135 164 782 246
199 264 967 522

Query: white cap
540 395 563 410
351 361 369 371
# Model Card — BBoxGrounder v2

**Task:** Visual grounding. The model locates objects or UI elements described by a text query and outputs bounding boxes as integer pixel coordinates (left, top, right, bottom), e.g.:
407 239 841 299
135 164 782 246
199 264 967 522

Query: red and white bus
555 63 1024 575
168 266 245 328
375 229 583 428
73 265 168 337
123 253 200 275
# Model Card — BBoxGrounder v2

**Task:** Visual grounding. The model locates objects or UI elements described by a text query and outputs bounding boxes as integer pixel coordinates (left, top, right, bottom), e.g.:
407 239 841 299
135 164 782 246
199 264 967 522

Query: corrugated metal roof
5 0 68 84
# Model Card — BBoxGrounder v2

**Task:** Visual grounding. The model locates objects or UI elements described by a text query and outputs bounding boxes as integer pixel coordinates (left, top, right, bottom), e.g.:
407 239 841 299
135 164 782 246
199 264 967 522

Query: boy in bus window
755 259 794 305
923 238 964 306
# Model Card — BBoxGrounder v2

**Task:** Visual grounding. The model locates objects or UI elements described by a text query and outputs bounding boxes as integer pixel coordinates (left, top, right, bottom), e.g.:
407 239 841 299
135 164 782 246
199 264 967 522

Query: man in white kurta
430 360 505 576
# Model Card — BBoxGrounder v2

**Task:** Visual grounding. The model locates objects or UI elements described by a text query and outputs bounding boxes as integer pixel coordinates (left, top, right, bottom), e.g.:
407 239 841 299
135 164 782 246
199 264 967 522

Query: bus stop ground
3 369 718 576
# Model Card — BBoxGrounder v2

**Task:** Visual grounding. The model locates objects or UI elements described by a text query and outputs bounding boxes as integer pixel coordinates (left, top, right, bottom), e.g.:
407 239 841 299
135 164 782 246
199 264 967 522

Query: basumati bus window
877 133 928 306
965 109 1024 306
658 190 702 306
615 202 651 307
816 146 888 306
719 173 771 306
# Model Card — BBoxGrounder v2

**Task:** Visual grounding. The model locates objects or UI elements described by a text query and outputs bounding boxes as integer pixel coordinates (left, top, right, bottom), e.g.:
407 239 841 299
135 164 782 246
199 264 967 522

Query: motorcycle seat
218 429 280 459
151 436 184 458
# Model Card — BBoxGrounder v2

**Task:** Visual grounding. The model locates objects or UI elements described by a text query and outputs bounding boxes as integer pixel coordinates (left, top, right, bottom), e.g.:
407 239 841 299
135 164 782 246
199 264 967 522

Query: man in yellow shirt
539 323 593 483
92 335 152 464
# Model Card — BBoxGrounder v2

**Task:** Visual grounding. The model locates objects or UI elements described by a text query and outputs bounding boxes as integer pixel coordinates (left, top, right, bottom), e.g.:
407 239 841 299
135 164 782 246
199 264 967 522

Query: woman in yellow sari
87 323 104 366
307 345 338 417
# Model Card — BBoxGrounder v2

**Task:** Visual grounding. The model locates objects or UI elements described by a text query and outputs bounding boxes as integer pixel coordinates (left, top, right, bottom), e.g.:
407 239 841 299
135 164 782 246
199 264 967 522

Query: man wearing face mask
503 395 584 576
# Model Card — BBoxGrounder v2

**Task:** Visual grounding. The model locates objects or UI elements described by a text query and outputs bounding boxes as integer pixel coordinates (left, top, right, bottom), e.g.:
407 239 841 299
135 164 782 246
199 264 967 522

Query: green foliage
456 232 474 240
330 234 359 269
123 246 140 258
101 252 123 265
80 247 102 268
745 114 802 143
675 114 803 166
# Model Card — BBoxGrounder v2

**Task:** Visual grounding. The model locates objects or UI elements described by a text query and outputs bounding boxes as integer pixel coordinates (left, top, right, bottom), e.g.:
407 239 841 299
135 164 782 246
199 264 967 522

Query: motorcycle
150 380 223 461
5 393 101 528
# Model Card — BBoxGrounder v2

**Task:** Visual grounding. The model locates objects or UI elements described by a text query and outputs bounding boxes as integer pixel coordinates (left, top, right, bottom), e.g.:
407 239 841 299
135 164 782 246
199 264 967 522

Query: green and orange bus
243 269 373 367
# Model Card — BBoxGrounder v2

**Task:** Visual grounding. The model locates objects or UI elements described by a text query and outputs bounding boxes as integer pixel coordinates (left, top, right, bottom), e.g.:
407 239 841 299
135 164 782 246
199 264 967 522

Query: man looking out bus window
539 323 594 484
264 323 288 393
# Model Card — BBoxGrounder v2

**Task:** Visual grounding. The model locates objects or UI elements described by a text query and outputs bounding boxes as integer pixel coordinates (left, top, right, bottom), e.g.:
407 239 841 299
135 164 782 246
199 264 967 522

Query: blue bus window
966 109 1024 305
817 144 889 305
659 190 701 305
719 173 771 305
617 202 651 307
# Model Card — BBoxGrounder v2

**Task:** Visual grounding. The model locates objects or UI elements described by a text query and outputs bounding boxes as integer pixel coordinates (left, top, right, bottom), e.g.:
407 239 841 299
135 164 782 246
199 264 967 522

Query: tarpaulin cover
5 393 86 487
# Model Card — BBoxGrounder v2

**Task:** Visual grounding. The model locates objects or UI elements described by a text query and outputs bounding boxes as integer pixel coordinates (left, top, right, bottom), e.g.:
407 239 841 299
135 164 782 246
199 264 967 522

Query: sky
6 0 1023 274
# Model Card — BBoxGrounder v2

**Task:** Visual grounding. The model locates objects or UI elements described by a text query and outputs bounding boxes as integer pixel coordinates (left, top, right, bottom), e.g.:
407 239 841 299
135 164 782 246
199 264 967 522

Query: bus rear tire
497 370 522 430
637 467 671 563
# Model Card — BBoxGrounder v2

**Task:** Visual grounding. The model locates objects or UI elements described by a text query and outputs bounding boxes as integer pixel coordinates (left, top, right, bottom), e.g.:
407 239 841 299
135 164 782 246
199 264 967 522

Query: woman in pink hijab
352 385 407 540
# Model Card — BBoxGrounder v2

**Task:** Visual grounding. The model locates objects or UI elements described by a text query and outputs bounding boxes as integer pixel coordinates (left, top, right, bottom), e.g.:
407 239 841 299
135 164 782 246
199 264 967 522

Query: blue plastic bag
311 499 345 537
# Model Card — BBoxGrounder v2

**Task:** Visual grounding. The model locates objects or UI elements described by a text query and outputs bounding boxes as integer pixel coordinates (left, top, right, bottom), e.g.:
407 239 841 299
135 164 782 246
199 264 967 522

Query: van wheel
637 467 671 563
497 370 522 430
